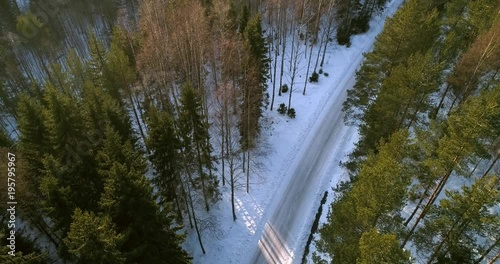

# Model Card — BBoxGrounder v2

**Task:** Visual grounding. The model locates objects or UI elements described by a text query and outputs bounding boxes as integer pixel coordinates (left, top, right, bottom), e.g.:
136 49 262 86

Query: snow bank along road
249 1 403 263
250 57 358 264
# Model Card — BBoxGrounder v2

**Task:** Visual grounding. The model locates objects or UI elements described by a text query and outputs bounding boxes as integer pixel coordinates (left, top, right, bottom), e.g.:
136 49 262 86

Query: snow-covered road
249 1 403 263
250 52 359 264
183 1 403 262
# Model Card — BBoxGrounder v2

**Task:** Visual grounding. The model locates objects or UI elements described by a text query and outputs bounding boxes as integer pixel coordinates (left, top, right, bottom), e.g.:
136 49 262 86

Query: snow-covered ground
184 1 404 263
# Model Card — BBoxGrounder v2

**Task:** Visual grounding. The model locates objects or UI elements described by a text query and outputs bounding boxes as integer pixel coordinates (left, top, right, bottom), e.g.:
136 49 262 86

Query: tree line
0 0 419 262
318 0 500 263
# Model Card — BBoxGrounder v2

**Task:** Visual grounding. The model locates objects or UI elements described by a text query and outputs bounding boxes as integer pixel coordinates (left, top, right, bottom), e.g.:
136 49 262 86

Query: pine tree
414 175 500 264
16 95 64 249
439 0 500 65
343 0 439 124
244 13 270 94
66 48 86 95
0 127 11 147
446 22 500 112
104 38 136 102
355 52 442 158
48 63 71 95
403 86 500 247
318 131 411 263
335 0 361 46
42 84 102 213
358 229 410 264
0 0 19 32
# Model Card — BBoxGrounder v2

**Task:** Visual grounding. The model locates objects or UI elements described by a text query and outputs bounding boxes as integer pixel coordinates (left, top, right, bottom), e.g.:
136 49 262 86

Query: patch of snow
184 0 404 263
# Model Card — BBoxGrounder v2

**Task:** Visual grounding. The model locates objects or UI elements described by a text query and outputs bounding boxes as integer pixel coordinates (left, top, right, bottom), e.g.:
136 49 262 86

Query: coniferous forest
319 0 500 263
0 0 498 263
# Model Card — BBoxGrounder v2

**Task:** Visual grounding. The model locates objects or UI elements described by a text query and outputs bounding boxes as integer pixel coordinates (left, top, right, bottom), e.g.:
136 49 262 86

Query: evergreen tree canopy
343 0 439 124
358 229 410 264
97 127 191 264
64 209 125 264
318 131 411 263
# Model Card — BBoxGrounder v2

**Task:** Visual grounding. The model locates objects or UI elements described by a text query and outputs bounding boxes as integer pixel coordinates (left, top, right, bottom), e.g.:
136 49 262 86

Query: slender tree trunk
181 177 193 228
303 40 314 95
34 219 60 248
221 113 226 186
474 239 499 264
467 158 482 178
271 28 279 110
279 7 287 97
320 7 334 67
404 186 430 226
402 166 455 247
427 218 470 264
186 179 206 254
195 143 210 211
246 150 250 193
487 252 500 264
225 99 237 220
173 190 183 221
289 75 295 110
484 68 499 90
128 91 148 151
433 84 450 119
314 29 324 72
230 151 237 221
289 22 296 72
447 94 459 115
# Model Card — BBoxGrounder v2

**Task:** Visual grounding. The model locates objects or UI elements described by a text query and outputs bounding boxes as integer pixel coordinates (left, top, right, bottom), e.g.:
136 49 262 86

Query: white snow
183 1 404 263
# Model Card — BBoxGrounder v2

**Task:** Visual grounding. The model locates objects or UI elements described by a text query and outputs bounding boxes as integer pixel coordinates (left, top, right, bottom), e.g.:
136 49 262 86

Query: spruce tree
67 48 86 95
239 5 250 34
81 80 134 146
42 84 102 216
104 36 147 145
17 95 48 188
87 30 107 88
244 13 270 95
64 209 125 264
97 127 191 263
240 14 269 192
0 127 11 147
0 228 49 264
179 82 218 211
146 107 184 218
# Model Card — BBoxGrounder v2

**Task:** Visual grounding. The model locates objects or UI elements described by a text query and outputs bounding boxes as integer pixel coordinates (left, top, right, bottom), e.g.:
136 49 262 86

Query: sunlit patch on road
257 223 294 263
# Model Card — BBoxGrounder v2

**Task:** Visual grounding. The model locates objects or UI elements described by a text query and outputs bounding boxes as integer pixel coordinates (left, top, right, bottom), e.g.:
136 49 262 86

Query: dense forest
318 0 500 263
0 0 498 263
